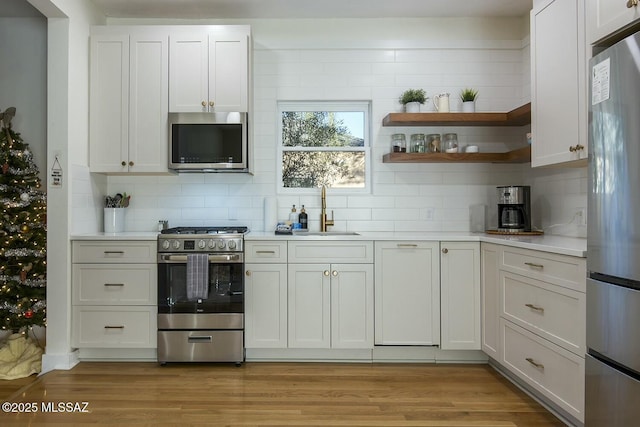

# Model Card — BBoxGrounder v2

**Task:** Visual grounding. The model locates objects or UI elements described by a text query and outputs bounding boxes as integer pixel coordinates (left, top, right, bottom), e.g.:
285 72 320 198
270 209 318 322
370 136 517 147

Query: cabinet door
169 33 209 112
288 264 331 348
531 0 588 167
481 243 501 359
129 33 169 173
440 242 481 350
244 263 287 348
209 33 248 112
330 264 374 349
374 242 440 345
587 0 640 44
89 34 129 173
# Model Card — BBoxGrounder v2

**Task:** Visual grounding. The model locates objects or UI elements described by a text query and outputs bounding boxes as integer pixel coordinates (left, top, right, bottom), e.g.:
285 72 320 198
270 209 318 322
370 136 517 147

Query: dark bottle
299 205 308 229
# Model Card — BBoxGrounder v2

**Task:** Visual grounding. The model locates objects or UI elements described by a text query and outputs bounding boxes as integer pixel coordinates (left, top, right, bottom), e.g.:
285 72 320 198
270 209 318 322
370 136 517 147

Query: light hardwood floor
0 362 564 426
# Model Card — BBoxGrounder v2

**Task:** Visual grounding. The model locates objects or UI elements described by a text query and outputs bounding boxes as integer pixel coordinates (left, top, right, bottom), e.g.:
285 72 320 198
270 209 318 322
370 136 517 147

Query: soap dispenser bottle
299 205 308 229
288 205 298 225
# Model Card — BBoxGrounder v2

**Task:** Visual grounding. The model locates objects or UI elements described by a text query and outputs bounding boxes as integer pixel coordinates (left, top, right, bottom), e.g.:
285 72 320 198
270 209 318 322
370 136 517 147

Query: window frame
277 100 372 194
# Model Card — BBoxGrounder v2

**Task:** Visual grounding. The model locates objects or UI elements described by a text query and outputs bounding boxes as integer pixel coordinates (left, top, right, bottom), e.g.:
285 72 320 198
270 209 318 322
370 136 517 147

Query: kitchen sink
295 231 360 236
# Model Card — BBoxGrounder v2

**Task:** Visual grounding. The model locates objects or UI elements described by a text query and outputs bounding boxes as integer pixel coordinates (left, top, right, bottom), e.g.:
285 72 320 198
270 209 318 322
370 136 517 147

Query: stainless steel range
157 226 248 365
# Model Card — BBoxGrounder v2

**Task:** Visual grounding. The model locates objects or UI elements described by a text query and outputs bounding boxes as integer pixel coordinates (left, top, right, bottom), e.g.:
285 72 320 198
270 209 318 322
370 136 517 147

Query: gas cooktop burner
161 226 249 235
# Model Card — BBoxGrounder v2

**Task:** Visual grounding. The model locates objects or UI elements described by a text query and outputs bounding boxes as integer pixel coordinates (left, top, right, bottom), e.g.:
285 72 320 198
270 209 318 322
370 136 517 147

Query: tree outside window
278 102 370 191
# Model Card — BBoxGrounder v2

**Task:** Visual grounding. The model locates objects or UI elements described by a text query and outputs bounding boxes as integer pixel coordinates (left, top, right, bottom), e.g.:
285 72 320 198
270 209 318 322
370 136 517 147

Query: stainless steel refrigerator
587 29 640 425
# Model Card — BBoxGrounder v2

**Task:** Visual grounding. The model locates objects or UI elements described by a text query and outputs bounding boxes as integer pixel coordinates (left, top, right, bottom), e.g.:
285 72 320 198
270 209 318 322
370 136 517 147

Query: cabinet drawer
501 319 584 422
288 241 373 264
501 271 585 355
72 306 157 348
73 241 156 263
245 241 287 263
73 264 157 305
501 246 586 292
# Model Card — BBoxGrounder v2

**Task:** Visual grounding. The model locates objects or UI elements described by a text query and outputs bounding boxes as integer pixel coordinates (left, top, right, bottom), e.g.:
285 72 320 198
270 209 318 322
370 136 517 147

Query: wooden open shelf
382 145 531 164
382 103 531 127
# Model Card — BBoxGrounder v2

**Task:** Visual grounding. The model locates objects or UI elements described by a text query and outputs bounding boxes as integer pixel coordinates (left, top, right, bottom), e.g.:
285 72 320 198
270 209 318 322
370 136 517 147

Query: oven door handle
159 254 243 263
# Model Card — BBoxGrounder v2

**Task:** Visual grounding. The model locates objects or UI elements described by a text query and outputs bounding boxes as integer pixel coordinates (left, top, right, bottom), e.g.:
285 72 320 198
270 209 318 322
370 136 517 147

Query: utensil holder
104 208 125 233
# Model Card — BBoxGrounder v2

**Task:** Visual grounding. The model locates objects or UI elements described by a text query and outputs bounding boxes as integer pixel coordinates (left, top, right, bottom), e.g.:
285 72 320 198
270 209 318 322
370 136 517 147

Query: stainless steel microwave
168 112 248 172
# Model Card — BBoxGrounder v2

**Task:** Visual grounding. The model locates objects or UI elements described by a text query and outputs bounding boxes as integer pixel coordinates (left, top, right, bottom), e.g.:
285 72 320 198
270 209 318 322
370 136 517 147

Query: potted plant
460 88 478 112
399 89 427 113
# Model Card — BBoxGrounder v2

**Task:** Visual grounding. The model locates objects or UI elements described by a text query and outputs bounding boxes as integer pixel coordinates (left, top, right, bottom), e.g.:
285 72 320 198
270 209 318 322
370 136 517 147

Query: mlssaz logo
41 402 90 413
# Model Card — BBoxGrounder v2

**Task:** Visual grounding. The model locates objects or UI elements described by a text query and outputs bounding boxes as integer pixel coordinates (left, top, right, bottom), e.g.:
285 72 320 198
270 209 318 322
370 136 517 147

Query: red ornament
25 310 33 319
2 162 8 174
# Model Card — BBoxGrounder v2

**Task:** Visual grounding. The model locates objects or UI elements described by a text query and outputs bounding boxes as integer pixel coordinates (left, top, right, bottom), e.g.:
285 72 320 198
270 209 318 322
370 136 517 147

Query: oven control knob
228 240 237 250
172 240 181 250
208 239 215 249
161 240 170 250
198 240 206 249
217 240 226 249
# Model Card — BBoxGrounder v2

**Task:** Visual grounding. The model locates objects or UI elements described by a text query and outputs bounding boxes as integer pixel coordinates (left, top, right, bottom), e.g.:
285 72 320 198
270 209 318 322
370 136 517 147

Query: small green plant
460 88 479 102
399 89 427 105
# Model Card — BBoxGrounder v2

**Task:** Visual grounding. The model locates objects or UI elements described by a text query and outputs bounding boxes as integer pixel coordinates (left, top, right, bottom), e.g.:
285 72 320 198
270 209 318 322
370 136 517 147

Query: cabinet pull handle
104 283 125 287
188 336 213 343
525 303 544 313
628 0 638 8
525 357 544 369
524 262 544 269
323 270 330 276
104 325 125 329
256 250 276 254
245 270 251 276
575 144 584 151
569 145 576 152
129 161 134 167
442 248 448 254
397 244 418 248
209 101 215 107
104 251 125 255
332 270 338 277
201 101 207 107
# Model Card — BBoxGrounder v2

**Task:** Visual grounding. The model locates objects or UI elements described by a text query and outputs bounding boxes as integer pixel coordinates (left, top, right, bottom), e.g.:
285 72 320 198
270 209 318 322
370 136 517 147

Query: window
278 101 370 192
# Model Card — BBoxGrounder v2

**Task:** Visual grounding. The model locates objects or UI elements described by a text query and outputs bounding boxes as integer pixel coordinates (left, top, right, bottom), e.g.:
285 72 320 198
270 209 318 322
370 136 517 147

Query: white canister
104 208 126 233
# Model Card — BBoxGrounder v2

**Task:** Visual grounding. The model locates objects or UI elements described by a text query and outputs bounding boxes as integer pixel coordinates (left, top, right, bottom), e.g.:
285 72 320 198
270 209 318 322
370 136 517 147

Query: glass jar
410 133 426 153
391 134 406 153
443 133 459 153
426 134 441 153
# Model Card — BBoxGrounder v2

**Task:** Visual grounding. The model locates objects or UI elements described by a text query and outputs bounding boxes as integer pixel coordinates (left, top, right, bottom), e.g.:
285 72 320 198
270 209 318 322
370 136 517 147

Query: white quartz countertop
70 231 586 258
245 231 587 258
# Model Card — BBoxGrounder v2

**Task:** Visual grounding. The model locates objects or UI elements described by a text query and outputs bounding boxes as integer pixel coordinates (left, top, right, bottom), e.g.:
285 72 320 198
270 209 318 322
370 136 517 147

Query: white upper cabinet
169 29 249 112
530 0 588 167
587 0 640 44
89 30 169 173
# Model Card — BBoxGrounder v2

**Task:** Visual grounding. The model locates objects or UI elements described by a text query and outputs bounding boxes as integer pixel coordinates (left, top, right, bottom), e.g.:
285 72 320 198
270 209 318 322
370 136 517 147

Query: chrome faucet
320 185 334 232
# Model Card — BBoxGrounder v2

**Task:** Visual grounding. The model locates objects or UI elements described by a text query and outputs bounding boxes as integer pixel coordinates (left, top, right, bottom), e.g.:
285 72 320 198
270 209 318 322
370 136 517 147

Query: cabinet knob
209 101 215 107
323 270 330 276
442 248 448 254
569 145 576 152
201 101 207 107
245 270 251 276
121 161 126 166
332 270 338 277
129 161 134 167
628 0 638 8
575 144 584 151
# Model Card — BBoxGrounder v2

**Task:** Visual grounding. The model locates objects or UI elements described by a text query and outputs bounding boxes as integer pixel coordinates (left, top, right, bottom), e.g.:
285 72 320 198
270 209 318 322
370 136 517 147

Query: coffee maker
497 186 531 232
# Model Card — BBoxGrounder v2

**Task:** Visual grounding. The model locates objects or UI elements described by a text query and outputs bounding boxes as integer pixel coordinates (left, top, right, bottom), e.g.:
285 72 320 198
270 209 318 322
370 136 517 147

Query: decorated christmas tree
0 107 47 333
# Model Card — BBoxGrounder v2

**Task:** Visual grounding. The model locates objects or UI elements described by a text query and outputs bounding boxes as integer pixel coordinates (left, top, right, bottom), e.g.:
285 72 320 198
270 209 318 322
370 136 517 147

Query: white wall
72 16 586 237
0 16 47 181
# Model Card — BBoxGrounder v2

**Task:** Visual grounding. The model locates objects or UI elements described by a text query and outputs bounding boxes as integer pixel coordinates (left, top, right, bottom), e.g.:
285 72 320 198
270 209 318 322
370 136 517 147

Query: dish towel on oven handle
186 253 209 300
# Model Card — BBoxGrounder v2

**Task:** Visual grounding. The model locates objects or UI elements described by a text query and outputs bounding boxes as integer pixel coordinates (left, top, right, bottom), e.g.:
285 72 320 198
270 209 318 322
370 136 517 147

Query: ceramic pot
404 102 421 113
461 101 475 113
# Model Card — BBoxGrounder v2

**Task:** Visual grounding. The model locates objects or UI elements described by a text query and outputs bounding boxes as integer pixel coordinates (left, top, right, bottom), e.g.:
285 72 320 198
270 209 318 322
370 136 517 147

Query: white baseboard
41 350 79 374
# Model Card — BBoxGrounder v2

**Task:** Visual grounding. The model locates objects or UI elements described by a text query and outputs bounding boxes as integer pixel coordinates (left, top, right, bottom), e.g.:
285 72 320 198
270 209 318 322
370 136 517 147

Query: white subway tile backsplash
69 25 583 237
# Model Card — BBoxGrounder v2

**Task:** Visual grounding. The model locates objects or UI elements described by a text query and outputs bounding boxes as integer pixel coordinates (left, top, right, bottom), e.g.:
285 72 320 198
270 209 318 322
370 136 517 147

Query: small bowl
465 145 479 153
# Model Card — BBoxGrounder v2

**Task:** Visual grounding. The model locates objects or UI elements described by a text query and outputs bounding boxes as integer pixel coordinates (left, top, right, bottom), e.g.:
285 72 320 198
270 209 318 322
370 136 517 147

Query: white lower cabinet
244 263 287 348
374 241 440 345
71 240 157 354
288 263 374 349
483 243 587 424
